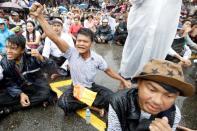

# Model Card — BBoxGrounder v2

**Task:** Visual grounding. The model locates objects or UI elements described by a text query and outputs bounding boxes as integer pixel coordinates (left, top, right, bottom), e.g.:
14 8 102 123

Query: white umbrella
0 2 23 10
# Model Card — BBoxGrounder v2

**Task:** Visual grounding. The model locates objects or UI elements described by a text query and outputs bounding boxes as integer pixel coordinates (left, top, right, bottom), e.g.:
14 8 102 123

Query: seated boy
108 59 195 131
0 35 54 118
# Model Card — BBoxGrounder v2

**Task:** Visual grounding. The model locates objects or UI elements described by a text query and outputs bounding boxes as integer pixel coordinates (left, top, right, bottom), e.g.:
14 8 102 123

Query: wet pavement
0 44 196 130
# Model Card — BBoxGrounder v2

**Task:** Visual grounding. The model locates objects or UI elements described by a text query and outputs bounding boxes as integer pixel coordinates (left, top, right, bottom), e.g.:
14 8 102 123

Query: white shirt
168 35 192 59
0 65 3 80
63 47 108 88
42 32 74 58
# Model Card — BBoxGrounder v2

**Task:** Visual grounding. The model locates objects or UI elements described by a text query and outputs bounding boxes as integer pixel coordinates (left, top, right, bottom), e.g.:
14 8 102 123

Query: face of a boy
6 42 24 60
75 34 91 54
137 80 179 115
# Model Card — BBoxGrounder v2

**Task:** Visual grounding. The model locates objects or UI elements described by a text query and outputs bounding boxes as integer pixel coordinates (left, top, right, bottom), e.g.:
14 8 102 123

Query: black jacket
115 22 128 35
0 53 52 97
109 88 176 131
95 25 112 36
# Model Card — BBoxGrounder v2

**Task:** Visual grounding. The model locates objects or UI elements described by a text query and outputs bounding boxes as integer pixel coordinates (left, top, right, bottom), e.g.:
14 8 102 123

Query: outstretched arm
105 68 131 89
29 2 69 53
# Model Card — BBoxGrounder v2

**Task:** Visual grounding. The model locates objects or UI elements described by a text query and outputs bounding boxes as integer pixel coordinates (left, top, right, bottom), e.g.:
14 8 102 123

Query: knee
39 88 51 101
57 94 66 109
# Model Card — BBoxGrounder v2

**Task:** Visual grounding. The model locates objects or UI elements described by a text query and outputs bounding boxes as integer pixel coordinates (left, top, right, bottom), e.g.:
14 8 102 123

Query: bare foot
51 73 60 80
116 41 122 46
99 108 105 117
42 101 49 108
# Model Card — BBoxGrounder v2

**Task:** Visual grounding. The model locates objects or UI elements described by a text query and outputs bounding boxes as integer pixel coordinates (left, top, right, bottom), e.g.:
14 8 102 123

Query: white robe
119 0 182 78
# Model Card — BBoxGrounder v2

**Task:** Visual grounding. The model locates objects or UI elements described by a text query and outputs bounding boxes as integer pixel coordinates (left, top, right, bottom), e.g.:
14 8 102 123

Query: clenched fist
29 2 44 18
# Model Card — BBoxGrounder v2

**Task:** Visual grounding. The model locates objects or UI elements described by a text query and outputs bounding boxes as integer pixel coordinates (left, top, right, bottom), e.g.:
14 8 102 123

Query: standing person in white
119 0 182 80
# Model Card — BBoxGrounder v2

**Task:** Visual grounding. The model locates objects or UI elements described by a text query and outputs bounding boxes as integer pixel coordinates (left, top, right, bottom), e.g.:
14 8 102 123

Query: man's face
6 42 24 60
88 17 93 21
52 23 62 35
75 34 91 54
13 15 19 21
102 22 108 26
4 19 9 25
0 23 5 31
138 80 179 115
74 18 79 24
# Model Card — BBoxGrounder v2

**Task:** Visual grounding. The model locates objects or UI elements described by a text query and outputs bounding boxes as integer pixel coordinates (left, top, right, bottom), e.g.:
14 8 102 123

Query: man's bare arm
30 2 69 52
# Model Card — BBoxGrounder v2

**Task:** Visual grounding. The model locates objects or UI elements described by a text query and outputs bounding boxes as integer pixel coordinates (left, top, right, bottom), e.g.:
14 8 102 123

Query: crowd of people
0 0 197 130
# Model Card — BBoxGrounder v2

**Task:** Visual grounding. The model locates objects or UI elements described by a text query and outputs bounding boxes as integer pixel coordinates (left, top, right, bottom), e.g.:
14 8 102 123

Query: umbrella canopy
0 2 23 10
58 6 68 13
77 3 89 9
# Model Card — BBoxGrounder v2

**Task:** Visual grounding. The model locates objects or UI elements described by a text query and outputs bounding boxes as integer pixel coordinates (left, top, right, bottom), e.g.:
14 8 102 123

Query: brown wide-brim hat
133 59 195 97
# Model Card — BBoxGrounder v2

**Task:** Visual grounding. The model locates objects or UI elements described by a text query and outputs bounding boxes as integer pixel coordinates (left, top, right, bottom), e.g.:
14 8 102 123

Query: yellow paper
73 85 97 106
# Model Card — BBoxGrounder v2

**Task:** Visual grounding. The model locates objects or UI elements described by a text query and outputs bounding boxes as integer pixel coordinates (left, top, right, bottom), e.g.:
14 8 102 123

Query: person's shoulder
110 88 135 104
45 37 52 43
0 56 14 70
20 19 25 24
35 30 41 35
22 31 26 36
61 32 72 39
91 51 104 60
0 56 7 65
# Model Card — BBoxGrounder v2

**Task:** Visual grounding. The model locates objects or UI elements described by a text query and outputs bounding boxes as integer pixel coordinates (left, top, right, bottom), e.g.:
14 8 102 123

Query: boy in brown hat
108 59 195 131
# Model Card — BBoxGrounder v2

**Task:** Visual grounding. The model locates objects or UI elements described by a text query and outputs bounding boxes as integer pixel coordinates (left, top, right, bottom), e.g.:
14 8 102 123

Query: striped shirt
64 47 108 88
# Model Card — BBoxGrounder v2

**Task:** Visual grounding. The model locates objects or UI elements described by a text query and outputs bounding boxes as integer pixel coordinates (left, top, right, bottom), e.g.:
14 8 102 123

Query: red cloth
69 24 83 37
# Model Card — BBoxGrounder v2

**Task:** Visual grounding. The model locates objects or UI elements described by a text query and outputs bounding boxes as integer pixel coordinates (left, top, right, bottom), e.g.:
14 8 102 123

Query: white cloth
119 0 182 78
42 32 74 58
63 17 72 33
0 65 3 80
107 16 117 34
168 46 191 59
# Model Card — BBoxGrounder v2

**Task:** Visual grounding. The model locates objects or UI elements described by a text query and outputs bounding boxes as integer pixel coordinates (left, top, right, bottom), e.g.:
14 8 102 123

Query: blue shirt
0 25 14 53
64 47 108 88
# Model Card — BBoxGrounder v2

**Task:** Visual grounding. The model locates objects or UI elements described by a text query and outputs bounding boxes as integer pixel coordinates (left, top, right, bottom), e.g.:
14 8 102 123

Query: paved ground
0 44 196 131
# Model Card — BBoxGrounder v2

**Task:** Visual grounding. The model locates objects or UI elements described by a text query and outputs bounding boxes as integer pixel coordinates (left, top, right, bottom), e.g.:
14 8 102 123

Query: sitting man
42 18 74 79
108 59 195 131
29 3 131 115
166 21 197 66
95 19 113 44
114 16 127 46
0 35 54 118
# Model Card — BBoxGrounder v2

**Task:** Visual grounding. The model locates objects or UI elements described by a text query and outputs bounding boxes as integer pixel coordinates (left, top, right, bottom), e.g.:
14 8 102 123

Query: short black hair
7 34 26 49
77 28 94 42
